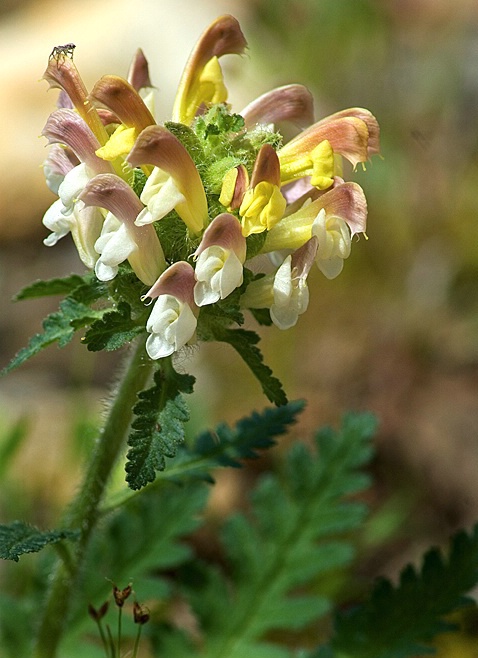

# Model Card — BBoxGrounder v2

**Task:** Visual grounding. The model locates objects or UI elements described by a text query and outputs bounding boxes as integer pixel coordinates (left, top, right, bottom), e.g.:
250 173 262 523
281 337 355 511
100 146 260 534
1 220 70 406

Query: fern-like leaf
125 361 195 490
330 523 478 658
159 412 375 658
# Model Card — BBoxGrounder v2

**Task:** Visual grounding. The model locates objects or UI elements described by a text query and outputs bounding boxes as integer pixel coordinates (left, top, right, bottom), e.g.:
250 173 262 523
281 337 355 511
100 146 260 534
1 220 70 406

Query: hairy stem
34 336 152 658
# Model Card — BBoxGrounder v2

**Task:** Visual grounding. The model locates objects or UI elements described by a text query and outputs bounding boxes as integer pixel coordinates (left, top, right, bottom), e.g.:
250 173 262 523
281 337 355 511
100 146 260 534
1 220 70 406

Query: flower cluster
41 15 379 361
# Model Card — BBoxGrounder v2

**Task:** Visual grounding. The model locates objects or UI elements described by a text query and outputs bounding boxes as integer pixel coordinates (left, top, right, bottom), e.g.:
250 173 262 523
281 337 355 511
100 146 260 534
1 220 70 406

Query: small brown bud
88 600 109 621
133 601 150 625
113 584 132 608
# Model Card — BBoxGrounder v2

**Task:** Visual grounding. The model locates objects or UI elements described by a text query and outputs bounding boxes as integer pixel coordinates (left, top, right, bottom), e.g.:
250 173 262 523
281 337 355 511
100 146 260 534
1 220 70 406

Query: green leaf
0 521 78 561
2 297 101 375
169 413 375 658
13 274 87 300
211 327 287 406
331 522 478 658
71 481 209 623
82 302 144 351
125 361 195 490
103 401 305 511
189 399 305 472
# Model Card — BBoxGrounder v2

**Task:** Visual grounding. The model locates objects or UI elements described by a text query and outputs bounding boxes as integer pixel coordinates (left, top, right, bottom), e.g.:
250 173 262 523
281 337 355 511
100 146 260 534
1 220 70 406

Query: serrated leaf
0 521 78 561
331 523 478 658
13 274 87 300
125 362 195 490
82 302 144 351
2 298 101 375
210 327 287 406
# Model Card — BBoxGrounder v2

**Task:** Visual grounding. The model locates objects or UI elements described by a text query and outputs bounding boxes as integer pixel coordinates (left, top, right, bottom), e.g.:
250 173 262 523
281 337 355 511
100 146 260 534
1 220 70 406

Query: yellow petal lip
90 75 155 134
172 15 247 125
96 125 137 161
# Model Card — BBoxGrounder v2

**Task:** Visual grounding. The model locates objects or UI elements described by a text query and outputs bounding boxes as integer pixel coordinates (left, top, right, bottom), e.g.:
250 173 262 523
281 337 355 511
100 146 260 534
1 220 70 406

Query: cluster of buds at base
88 583 150 658
41 15 379 360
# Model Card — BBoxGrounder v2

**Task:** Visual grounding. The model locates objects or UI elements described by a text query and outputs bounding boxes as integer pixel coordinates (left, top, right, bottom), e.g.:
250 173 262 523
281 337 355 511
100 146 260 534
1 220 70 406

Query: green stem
33 336 153 658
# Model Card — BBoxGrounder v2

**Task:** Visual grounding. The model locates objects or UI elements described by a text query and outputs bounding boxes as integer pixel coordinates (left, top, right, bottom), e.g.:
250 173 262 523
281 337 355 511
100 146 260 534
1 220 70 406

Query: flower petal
127 125 208 234
172 15 247 125
241 84 314 130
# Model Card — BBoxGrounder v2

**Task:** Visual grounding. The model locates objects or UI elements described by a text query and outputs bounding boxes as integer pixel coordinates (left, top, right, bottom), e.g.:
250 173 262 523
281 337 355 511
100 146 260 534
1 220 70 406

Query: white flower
146 294 197 359
192 213 247 306
93 213 134 281
194 245 244 306
42 199 74 246
136 167 185 226
143 261 198 359
270 255 309 330
312 208 351 279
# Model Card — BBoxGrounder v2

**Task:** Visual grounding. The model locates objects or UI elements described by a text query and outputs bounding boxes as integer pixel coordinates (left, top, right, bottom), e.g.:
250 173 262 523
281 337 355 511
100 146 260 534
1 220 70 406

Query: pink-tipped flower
172 15 247 126
42 109 113 175
241 84 315 130
241 237 318 329
127 125 208 235
238 145 287 237
127 48 153 92
143 262 198 359
91 75 156 161
278 109 380 189
78 173 166 285
41 109 114 263
193 213 246 306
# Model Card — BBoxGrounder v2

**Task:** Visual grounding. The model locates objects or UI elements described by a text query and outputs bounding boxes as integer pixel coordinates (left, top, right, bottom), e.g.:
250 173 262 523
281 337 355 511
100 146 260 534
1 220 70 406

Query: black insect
49 43 76 60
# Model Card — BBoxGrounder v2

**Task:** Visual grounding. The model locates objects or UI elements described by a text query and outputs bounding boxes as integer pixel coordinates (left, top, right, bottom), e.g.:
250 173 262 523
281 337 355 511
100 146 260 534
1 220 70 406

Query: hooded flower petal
42 144 78 194
315 107 381 158
127 125 208 234
241 84 315 130
193 213 246 306
143 262 198 359
279 113 372 177
91 75 156 160
43 53 108 146
78 173 166 284
172 15 247 125
42 109 113 174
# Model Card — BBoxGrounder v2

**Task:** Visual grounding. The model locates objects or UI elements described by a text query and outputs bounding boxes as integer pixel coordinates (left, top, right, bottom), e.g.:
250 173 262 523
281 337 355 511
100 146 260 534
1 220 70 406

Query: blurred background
1 0 478 581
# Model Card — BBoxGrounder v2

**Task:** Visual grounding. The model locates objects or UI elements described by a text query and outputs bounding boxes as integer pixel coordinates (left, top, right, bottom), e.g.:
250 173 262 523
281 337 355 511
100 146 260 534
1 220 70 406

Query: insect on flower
49 43 76 60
